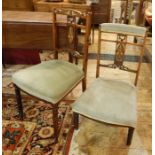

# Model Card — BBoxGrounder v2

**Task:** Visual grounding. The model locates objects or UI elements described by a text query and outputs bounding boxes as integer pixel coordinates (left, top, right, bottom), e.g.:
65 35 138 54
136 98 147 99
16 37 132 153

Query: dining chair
72 23 147 145
12 9 92 143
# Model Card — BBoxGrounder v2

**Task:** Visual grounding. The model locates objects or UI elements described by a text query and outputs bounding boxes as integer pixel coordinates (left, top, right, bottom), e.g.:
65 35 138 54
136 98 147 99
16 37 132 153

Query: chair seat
100 23 146 37
72 77 137 127
12 60 84 104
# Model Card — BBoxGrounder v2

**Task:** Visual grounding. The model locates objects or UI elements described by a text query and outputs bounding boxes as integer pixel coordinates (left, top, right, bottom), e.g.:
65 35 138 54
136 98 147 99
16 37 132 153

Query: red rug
2 120 36 155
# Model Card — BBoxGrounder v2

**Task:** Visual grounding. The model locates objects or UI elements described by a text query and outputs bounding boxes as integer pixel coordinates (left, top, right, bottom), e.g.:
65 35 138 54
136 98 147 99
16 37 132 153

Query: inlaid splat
114 34 127 66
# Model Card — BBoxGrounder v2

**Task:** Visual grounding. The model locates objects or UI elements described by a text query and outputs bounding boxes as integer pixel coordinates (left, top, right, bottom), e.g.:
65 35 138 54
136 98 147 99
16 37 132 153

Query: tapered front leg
52 104 59 143
14 84 24 120
127 127 134 145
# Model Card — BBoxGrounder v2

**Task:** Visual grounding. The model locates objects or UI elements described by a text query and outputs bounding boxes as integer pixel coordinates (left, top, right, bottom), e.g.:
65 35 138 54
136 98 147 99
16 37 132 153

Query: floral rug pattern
2 51 76 154
3 95 73 155
3 120 36 155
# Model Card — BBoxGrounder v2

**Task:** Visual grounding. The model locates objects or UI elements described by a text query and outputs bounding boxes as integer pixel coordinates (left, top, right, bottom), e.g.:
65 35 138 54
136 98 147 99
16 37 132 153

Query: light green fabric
100 23 146 37
72 77 137 128
12 60 84 104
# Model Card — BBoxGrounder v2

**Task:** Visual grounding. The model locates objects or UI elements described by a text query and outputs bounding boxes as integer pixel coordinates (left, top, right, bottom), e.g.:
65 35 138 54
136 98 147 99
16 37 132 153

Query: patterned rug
2 95 73 155
2 51 79 154
3 120 36 155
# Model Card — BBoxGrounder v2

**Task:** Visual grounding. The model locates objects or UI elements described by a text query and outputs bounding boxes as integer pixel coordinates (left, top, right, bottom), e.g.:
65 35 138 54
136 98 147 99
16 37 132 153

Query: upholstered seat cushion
12 60 84 104
72 78 137 127
100 23 146 37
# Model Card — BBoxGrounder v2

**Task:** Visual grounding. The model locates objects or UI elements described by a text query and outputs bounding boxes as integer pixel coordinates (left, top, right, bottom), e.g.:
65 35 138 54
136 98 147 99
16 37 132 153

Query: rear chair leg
73 112 79 130
52 104 59 143
82 78 86 92
69 52 73 63
127 127 134 145
14 84 24 120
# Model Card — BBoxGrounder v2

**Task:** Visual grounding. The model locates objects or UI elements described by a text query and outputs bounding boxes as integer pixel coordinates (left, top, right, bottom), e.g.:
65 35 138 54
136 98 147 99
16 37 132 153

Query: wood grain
2 0 34 11
2 11 69 50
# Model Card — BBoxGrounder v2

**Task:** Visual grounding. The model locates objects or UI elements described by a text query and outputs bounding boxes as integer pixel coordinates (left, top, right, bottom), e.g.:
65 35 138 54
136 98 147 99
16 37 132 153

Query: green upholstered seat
72 77 137 128
12 60 84 104
100 23 146 37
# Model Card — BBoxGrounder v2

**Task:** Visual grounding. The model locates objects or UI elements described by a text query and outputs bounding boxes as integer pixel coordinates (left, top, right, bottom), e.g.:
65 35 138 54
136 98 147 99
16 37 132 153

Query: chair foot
73 112 79 130
14 84 24 120
52 104 59 143
127 127 134 145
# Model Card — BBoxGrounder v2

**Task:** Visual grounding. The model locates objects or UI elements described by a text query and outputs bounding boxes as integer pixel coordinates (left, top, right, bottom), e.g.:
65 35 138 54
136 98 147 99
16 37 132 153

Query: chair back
96 23 147 86
52 8 92 83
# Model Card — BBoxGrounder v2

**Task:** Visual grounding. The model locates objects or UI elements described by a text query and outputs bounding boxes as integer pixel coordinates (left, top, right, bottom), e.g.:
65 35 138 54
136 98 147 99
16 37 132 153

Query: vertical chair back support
52 9 92 89
96 23 147 86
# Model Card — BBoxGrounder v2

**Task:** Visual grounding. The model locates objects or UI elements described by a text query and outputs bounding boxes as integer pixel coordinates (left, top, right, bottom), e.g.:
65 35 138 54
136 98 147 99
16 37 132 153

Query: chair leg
14 84 24 120
75 58 78 65
134 36 137 43
82 78 86 92
127 127 134 145
69 52 73 63
73 112 79 130
54 51 58 59
52 104 59 143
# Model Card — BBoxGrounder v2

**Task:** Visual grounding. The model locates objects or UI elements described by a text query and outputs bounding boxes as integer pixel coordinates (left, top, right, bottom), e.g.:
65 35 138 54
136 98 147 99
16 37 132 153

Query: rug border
3 120 36 155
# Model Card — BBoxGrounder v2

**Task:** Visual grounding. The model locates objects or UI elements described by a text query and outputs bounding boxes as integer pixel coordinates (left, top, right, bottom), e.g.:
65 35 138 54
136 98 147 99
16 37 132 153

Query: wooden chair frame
73 25 147 145
14 8 92 143
52 8 92 90
96 28 147 86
